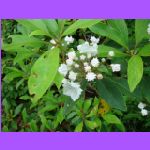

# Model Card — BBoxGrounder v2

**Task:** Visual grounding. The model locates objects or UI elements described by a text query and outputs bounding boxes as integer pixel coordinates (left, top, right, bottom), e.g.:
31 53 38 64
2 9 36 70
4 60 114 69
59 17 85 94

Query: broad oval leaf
28 48 59 103
63 19 100 35
128 55 143 92
96 78 127 111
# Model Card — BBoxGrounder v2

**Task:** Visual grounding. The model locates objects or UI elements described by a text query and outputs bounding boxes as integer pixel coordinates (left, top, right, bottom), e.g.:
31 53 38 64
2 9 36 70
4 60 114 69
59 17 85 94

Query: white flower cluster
138 102 149 116
58 36 121 101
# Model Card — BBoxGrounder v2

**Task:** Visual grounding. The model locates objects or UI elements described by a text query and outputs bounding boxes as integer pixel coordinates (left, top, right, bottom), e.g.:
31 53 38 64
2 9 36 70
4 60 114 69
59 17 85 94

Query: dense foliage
1 19 150 132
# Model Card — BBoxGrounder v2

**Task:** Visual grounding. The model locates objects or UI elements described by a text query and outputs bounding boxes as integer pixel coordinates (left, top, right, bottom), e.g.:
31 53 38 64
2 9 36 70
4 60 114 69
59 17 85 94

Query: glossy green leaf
53 72 63 89
85 120 99 130
103 114 122 124
63 19 100 35
128 55 143 92
28 48 59 103
83 100 92 113
75 121 83 132
3 69 24 83
98 45 129 57
3 35 45 51
14 104 24 117
17 19 50 36
96 78 127 111
30 120 38 131
138 44 150 56
90 20 129 49
135 19 150 46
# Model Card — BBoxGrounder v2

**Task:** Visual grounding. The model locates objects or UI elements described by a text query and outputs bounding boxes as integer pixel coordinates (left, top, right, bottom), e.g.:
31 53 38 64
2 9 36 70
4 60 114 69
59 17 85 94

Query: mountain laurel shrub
2 19 150 132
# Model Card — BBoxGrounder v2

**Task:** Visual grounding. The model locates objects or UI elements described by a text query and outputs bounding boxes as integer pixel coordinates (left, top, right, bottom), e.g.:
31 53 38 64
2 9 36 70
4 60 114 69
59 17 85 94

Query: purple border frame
1 0 150 149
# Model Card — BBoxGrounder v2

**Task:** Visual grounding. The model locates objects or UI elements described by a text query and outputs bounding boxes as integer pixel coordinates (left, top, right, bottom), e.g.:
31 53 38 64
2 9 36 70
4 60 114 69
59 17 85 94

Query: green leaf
22 108 28 123
103 114 122 124
83 100 92 113
56 108 64 124
30 120 38 131
30 30 48 36
3 35 45 51
17 19 50 36
138 44 150 56
90 20 129 49
14 104 24 117
85 120 99 130
75 121 83 132
128 55 143 92
28 48 59 103
108 20 128 42
96 78 127 111
3 69 24 83
38 105 57 114
14 48 34 64
42 20 59 37
63 19 100 35
53 72 63 89
40 115 51 130
98 45 129 57
135 19 150 46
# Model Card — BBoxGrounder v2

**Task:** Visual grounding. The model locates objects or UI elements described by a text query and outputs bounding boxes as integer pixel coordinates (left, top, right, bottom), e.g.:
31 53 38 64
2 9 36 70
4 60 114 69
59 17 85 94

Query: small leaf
83 100 92 113
85 120 99 130
103 114 122 124
128 55 143 92
138 44 150 56
53 72 63 89
30 120 38 131
14 104 24 117
75 121 83 132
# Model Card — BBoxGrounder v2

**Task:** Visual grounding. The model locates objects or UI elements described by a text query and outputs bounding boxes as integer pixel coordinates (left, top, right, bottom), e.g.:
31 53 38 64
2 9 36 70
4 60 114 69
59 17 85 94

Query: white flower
108 51 115 57
90 36 100 44
87 53 92 59
74 64 79 68
50 39 56 45
138 102 146 109
97 74 103 80
64 36 74 45
91 58 100 67
67 51 76 60
58 64 68 76
84 66 91 72
141 109 148 116
68 71 77 81
62 81 82 101
110 64 121 72
80 55 86 60
77 42 98 56
101 58 106 63
62 78 68 84
66 59 74 66
86 72 96 81
84 62 89 67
